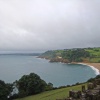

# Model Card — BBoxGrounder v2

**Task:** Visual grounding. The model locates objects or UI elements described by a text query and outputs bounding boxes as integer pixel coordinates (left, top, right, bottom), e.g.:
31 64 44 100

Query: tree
0 80 13 100
61 49 90 62
16 73 47 97
46 82 53 91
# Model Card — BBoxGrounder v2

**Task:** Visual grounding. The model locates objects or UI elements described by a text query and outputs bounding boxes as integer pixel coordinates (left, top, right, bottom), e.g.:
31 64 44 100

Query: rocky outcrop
50 58 69 63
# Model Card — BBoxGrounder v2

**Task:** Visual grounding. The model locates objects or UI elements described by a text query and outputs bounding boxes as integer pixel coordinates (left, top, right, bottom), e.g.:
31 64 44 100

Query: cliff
39 47 100 63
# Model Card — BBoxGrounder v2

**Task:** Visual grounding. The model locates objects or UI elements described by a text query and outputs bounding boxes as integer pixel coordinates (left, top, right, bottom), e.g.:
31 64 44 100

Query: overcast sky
0 0 100 52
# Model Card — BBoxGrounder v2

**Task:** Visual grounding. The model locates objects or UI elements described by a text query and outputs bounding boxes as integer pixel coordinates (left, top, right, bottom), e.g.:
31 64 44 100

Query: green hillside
85 47 100 62
16 83 87 100
39 47 100 63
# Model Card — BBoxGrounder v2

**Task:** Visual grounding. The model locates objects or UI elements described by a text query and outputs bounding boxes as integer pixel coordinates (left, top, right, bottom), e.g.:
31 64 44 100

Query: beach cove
80 63 100 75
0 55 97 87
70 62 100 75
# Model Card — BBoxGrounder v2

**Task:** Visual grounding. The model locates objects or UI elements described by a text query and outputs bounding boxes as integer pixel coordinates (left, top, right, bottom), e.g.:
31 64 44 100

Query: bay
0 55 96 87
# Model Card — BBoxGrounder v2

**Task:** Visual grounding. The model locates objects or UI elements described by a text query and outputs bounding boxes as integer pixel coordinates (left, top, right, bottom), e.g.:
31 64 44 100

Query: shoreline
38 57 100 75
78 63 100 75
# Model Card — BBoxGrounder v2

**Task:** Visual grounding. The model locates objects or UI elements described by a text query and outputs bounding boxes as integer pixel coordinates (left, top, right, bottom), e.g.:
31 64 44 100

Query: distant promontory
39 47 100 63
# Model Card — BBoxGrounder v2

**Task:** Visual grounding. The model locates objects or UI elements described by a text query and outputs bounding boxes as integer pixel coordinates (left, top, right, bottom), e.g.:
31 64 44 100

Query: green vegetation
15 83 87 100
87 74 100 82
85 47 100 62
15 75 100 100
0 73 53 100
0 80 13 100
62 49 90 62
0 72 86 100
39 47 100 63
12 73 53 99
15 73 48 98
39 50 62 59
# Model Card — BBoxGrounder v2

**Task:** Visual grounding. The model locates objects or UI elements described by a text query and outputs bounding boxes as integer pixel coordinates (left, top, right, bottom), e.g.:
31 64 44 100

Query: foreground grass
16 83 87 100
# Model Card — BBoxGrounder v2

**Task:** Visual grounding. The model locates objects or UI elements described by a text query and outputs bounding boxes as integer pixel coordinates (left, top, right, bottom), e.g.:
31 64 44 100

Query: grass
85 48 100 62
89 58 100 63
85 48 100 57
16 83 87 100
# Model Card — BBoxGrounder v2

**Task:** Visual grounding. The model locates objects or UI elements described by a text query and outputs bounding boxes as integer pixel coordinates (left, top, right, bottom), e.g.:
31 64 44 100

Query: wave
78 63 100 75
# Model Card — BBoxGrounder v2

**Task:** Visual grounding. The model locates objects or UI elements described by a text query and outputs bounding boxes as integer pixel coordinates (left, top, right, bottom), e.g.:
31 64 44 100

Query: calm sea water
0 55 96 87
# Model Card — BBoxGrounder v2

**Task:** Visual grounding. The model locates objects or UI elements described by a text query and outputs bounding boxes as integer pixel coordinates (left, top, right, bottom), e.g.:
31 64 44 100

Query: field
16 83 87 100
85 48 100 62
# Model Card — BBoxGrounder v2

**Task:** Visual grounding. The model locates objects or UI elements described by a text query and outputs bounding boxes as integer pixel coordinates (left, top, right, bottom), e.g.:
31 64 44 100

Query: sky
0 0 100 52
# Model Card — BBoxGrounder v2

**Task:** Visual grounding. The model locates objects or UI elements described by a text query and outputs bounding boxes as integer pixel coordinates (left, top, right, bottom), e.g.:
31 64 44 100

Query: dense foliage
87 75 100 82
62 49 90 62
16 73 49 97
0 80 13 100
0 73 54 99
39 47 100 63
39 50 57 59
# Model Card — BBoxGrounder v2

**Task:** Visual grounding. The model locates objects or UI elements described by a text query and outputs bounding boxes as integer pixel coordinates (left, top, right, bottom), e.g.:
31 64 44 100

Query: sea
0 55 98 87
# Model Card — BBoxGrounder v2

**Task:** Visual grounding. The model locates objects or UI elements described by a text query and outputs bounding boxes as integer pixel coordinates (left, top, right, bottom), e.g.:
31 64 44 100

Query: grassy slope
85 48 100 62
16 83 87 100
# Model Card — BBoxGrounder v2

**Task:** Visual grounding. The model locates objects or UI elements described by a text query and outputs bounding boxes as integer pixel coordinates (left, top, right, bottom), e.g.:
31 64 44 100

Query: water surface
0 55 96 87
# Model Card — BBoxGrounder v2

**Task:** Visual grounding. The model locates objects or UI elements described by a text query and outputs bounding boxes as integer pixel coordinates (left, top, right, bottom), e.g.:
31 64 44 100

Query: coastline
78 63 100 75
38 57 100 75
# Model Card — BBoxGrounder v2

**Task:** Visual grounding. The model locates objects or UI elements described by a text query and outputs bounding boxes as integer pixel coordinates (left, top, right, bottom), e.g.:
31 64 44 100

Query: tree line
61 49 90 62
39 48 90 62
0 73 53 100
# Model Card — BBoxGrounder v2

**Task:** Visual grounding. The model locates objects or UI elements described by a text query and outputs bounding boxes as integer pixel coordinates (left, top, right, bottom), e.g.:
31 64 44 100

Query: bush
87 78 95 82
16 73 48 97
0 80 13 100
95 75 100 79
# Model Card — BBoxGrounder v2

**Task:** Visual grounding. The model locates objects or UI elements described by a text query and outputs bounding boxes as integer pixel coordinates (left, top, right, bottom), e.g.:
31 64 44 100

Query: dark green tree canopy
62 49 90 62
0 80 13 100
16 73 47 97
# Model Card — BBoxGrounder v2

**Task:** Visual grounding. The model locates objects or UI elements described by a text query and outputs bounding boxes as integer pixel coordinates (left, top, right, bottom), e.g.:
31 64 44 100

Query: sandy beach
80 63 100 75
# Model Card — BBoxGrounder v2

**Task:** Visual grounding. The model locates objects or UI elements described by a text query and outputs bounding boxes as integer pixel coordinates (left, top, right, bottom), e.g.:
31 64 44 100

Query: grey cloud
0 0 100 52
